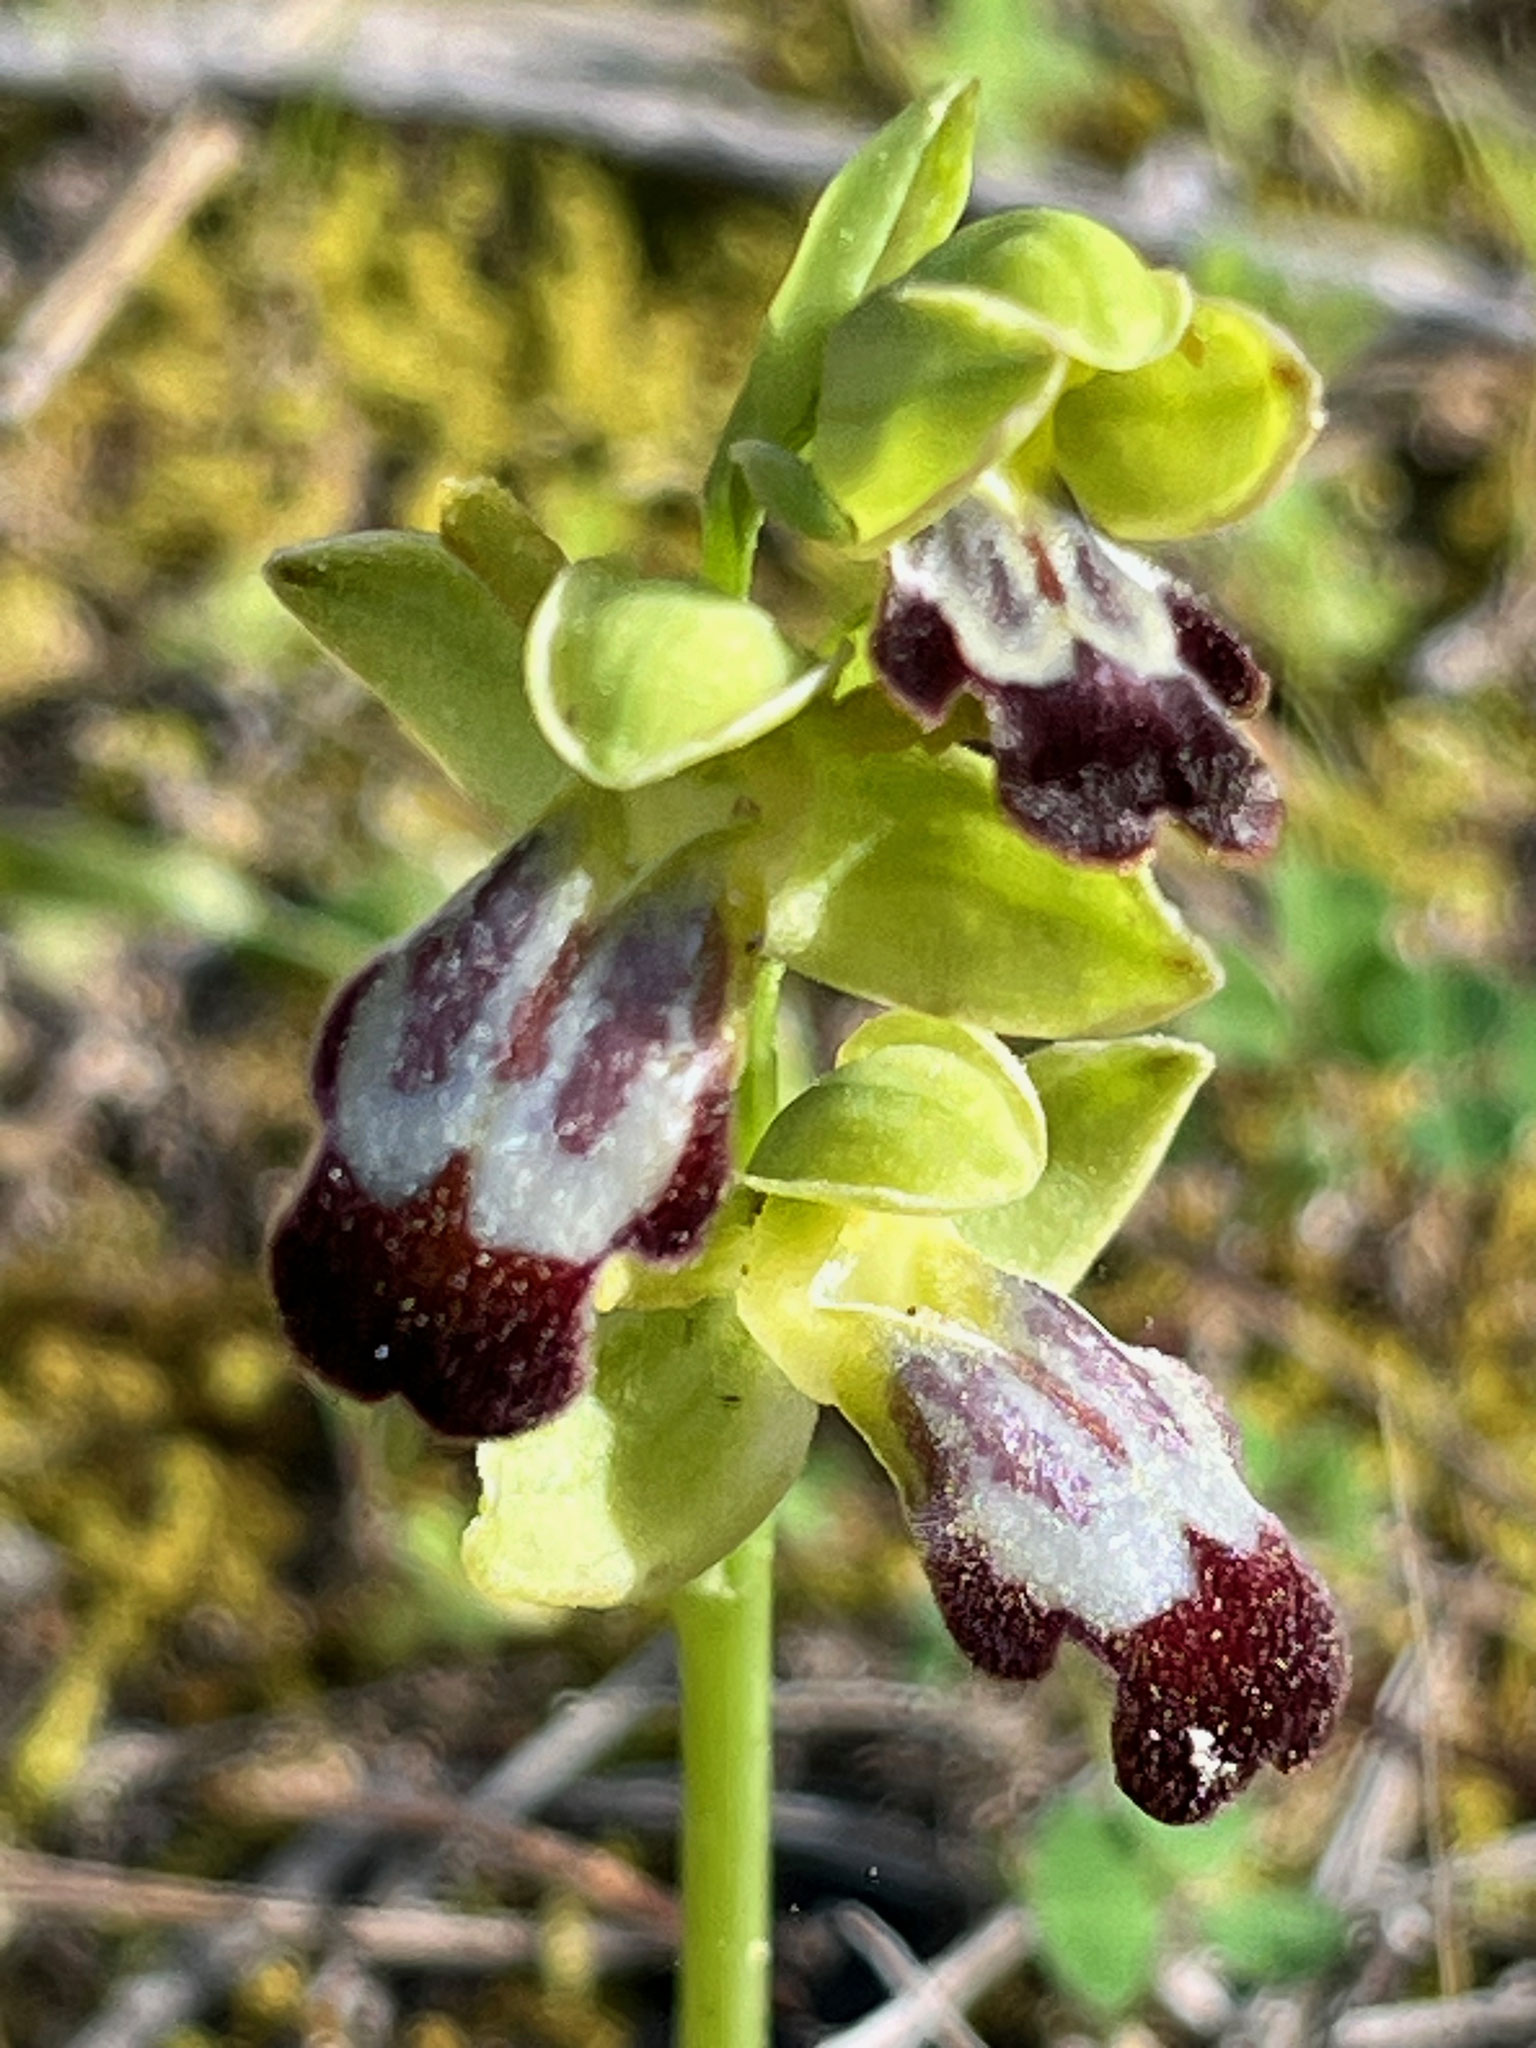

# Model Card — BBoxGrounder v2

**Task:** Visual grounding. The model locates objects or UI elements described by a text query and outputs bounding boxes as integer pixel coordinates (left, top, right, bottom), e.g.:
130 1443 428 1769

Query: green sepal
808 282 1066 547
265 529 572 837
524 560 832 790
957 1036 1214 1289
703 81 979 593
764 727 1221 1037
745 1009 1046 1213
1053 298 1325 539
909 209 1193 371
729 439 855 545
462 1299 817 1612
438 476 566 621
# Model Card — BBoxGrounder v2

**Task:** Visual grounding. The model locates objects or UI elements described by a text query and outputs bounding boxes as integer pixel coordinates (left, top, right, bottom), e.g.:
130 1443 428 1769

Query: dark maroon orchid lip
269 829 740 1439
888 1278 1348 1824
872 493 1285 868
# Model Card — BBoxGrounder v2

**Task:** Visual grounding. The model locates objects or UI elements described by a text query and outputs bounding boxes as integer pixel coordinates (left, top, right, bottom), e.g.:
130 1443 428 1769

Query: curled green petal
704 81 979 592
438 476 566 622
765 732 1221 1037
265 529 572 837
524 560 832 790
911 209 1193 371
957 1035 1213 1288
1053 298 1325 540
745 1010 1046 1213
463 1300 817 1612
809 281 1066 546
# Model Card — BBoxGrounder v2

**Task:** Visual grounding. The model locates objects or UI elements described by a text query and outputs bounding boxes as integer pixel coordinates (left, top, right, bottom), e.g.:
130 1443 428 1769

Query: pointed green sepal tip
809 282 1066 546
461 1301 817 1612
745 1009 1046 1213
1053 297 1326 539
957 1035 1214 1289
264 528 572 837
438 476 566 623
910 209 1193 372
524 559 833 790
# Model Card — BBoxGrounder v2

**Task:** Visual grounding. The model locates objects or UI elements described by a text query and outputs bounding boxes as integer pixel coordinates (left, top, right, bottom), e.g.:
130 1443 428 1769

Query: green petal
957 1036 1213 1289
809 281 1065 546
524 560 831 790
438 476 566 622
265 529 572 837
765 733 1221 1037
745 1010 1046 1213
1053 297 1325 539
703 81 979 592
910 209 1193 370
462 1299 817 1612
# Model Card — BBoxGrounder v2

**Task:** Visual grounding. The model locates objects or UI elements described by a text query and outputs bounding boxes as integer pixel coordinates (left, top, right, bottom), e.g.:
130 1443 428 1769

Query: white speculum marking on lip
332 869 721 1267
899 1311 1266 1636
894 493 1182 691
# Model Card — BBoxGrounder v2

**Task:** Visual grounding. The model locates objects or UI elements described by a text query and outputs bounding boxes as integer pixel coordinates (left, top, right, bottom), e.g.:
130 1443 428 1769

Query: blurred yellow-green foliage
3 0 1536 2039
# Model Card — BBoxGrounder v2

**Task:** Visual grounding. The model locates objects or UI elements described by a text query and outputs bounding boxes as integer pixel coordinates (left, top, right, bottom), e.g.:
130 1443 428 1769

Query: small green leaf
462 1299 817 1611
911 209 1192 370
746 1011 1046 1212
265 529 572 836
809 281 1065 545
1200 1888 1347 1982
1053 297 1324 539
524 560 831 790
958 1036 1212 1288
765 732 1221 1037
1027 1797 1163 2014
703 81 979 592
438 475 566 622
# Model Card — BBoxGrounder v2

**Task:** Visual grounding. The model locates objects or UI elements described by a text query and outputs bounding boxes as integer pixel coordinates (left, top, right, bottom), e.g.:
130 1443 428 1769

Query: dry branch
0 1845 669 1974
0 0 1530 351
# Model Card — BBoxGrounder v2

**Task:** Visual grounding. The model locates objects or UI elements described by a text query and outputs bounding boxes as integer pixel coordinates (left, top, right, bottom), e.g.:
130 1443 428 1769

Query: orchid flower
266 85 1347 1829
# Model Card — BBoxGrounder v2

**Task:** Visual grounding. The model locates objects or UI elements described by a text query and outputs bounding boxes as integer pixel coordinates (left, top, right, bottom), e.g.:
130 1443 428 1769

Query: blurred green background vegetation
2 1 1535 2041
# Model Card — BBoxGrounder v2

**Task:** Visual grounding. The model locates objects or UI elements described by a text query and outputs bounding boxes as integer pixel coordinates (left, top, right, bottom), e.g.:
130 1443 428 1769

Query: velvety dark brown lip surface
270 839 739 1439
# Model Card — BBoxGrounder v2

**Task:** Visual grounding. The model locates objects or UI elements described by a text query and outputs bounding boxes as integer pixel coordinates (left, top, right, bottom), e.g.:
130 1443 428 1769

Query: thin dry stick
1315 1646 1426 1913
0 106 246 429
834 1904 989 2048
62 1632 675 2048
1379 1390 1465 1997
199 1777 679 1938
0 0 349 431
816 1905 1034 2048
1330 1970 1536 2048
1219 1649 1426 2048
0 1846 667 1975
0 1 1530 349
1197 1276 1536 1525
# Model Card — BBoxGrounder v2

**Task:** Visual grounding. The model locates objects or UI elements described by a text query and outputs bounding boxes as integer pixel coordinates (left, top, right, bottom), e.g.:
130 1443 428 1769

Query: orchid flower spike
265 86 1348 1829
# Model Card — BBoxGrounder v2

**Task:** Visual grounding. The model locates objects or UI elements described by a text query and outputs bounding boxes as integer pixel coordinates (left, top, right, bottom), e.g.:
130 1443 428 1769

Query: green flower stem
673 1517 776 2048
671 958 785 2048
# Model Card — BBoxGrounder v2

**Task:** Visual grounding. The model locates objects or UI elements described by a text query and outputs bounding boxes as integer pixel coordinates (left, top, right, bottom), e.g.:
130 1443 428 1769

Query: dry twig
815 1905 1034 2048
0 1845 668 1974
